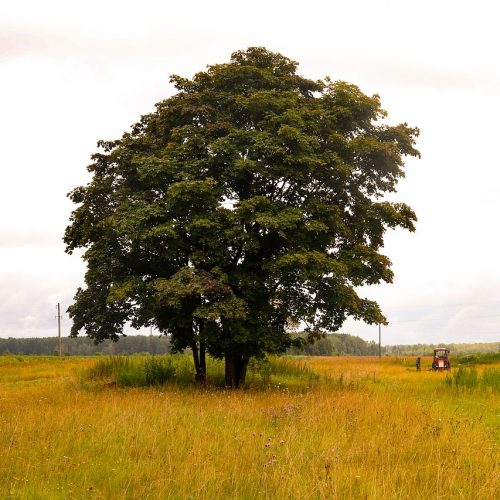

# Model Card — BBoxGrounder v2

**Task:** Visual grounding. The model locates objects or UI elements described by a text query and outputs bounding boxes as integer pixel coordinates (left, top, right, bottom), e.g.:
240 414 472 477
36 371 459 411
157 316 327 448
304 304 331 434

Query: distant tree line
0 335 172 356
1 333 378 356
384 342 500 356
1 335 498 357
287 333 380 356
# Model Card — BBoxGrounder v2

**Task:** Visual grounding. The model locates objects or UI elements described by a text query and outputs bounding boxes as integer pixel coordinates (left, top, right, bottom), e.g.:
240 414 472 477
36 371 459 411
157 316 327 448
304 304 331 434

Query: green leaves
65 47 419 358
155 267 247 322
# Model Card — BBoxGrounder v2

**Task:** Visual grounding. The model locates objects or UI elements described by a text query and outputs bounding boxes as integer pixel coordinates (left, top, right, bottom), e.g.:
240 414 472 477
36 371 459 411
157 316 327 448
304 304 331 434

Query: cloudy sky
1 0 500 345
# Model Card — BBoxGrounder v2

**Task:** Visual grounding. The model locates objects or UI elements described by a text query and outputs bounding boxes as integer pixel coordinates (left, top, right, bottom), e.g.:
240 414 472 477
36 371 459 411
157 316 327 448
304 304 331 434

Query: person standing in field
416 357 421 371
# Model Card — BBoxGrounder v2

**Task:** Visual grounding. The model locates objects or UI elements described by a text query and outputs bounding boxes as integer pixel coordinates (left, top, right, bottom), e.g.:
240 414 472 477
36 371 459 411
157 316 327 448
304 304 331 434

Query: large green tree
65 47 419 387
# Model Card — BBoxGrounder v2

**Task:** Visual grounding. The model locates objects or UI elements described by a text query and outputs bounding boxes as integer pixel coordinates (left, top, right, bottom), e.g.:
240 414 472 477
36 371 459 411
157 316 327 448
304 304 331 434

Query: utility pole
56 303 62 357
378 323 381 359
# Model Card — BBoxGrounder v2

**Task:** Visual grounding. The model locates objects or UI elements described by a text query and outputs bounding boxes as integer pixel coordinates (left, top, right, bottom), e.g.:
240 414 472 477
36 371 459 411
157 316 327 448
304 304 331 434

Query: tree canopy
64 47 419 386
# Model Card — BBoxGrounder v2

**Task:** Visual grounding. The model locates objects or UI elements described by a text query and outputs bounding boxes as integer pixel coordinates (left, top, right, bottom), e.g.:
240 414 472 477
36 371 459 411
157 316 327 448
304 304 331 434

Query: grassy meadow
0 354 498 499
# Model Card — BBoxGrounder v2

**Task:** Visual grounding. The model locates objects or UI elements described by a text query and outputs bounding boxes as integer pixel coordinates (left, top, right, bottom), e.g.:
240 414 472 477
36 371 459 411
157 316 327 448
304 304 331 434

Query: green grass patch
445 366 500 392
82 354 319 389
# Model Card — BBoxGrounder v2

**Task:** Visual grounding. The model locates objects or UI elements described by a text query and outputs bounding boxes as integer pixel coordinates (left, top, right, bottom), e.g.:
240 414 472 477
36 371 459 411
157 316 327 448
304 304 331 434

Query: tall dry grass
0 355 498 499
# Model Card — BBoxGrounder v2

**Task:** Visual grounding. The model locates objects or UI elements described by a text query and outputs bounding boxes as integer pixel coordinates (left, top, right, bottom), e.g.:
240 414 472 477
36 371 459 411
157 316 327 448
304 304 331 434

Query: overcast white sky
1 0 500 345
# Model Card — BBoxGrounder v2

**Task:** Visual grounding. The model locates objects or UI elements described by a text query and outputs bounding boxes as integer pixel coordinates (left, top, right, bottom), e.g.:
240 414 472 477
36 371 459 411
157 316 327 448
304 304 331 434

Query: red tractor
432 348 451 371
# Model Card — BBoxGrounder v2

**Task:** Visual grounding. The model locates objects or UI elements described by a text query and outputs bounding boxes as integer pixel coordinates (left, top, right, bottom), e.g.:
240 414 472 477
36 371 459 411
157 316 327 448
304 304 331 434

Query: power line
55 303 62 356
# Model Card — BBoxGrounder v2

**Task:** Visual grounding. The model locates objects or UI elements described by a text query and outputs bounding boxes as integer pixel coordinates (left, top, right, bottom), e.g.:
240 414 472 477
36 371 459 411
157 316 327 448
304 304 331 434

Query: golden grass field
0 355 498 499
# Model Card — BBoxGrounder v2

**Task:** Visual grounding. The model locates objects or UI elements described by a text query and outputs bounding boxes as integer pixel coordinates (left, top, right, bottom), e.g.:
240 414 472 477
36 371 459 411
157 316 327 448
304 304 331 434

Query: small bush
144 357 175 385
457 352 500 365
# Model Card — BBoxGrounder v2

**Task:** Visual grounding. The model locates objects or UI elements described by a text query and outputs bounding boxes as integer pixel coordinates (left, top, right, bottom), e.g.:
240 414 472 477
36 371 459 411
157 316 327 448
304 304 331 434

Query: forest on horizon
1 334 498 357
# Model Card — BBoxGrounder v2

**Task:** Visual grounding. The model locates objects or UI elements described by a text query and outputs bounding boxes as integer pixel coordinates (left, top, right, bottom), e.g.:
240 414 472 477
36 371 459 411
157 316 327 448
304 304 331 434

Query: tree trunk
191 342 206 385
225 353 249 388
